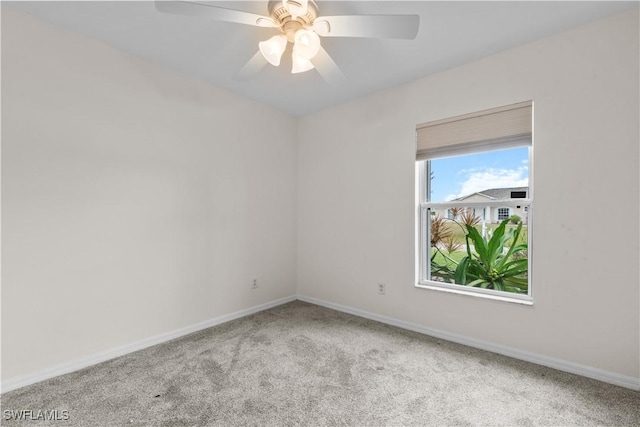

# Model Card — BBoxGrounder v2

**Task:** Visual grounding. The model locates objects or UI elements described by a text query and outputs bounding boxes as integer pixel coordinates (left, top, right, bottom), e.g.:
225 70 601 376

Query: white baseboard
4 294 638 393
1 295 297 394
297 295 640 391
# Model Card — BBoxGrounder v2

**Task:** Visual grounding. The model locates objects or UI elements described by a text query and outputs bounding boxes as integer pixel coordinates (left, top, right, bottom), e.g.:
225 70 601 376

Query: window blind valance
416 101 532 160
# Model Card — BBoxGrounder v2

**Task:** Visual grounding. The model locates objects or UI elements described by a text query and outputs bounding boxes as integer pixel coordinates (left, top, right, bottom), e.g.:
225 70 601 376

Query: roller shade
416 101 532 160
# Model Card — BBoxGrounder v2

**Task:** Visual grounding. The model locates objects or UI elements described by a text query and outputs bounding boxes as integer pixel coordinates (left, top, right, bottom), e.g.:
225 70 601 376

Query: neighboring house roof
455 186 528 201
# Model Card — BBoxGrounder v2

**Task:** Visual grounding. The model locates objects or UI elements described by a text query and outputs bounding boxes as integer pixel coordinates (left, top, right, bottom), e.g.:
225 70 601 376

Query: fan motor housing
268 0 319 29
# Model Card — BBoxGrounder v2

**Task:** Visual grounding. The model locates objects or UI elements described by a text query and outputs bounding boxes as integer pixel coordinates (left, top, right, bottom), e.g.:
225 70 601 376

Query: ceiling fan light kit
260 0 322 73
293 30 320 60
259 34 288 66
291 50 315 73
155 0 420 83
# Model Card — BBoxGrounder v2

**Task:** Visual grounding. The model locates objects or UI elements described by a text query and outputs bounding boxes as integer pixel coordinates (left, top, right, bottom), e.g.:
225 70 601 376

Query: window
416 102 533 303
498 207 510 221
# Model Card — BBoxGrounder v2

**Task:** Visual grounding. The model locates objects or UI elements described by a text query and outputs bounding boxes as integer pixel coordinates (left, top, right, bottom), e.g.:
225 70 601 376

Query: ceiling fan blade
313 15 420 39
154 1 278 28
235 51 268 81
311 47 348 86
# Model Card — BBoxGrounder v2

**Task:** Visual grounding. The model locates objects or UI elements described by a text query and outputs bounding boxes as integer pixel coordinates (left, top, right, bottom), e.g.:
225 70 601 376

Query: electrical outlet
378 283 386 295
252 278 258 289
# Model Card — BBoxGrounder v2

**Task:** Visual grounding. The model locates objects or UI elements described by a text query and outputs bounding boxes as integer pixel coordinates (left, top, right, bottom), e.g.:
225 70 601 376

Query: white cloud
447 167 528 200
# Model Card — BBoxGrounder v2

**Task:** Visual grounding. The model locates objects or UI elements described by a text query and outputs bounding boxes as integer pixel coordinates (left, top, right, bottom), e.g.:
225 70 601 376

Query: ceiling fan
154 0 420 84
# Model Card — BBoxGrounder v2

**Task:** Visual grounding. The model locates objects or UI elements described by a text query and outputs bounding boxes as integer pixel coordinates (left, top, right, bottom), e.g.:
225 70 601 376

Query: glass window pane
429 146 529 202
428 204 529 295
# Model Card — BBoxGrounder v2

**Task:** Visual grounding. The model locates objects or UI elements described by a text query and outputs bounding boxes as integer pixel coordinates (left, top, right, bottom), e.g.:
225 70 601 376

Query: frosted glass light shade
293 29 320 60
259 35 287 66
283 0 308 18
291 49 315 74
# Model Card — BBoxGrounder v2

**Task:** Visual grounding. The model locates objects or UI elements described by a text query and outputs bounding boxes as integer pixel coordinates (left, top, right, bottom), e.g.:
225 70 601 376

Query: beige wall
2 8 297 382
297 8 639 381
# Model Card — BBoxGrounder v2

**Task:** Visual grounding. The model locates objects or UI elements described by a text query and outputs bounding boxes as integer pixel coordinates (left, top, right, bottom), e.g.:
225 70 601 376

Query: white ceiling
6 1 637 116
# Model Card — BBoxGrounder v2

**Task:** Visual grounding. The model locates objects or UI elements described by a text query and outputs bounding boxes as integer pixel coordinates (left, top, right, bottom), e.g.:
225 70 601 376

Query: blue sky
430 147 529 202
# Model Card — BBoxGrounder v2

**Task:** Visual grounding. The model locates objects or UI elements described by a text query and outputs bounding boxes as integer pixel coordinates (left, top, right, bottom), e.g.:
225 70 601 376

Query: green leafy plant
509 214 521 224
454 219 528 293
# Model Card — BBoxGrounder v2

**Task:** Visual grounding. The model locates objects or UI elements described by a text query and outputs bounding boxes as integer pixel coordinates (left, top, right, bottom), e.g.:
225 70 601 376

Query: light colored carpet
1 301 639 426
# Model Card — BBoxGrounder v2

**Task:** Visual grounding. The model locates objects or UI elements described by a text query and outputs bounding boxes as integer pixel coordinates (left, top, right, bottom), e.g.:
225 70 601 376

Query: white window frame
417 148 534 305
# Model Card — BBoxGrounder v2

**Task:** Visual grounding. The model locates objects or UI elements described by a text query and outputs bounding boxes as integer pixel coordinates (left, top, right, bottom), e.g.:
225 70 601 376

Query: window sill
416 282 534 306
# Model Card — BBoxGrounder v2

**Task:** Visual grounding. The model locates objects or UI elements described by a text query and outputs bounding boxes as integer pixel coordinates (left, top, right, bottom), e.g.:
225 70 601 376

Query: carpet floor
1 300 639 426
